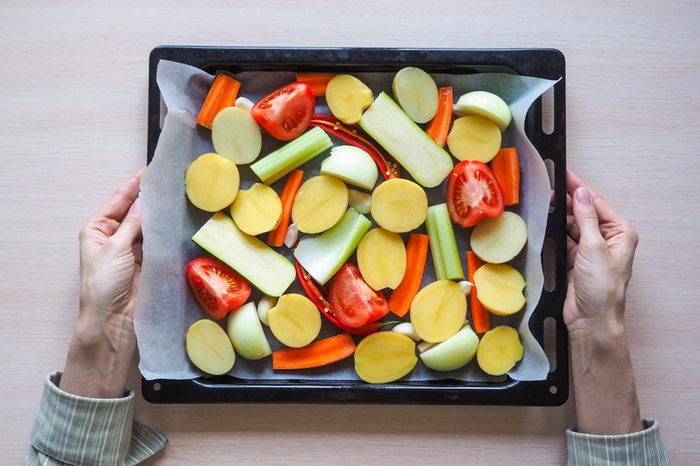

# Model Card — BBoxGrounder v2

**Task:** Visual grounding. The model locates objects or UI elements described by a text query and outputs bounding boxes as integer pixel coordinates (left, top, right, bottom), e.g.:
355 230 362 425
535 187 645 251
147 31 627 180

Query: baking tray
143 46 568 405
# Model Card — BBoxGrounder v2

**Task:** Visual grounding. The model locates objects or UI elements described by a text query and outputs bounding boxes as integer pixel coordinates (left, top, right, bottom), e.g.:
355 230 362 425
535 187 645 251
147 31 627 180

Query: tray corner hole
543 237 556 292
545 159 556 213
152 382 162 392
541 87 555 135
549 385 558 395
544 316 557 373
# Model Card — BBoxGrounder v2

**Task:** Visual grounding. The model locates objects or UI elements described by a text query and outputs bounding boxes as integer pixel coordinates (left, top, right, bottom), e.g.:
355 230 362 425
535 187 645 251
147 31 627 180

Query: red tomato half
446 160 504 228
329 263 389 328
251 82 315 140
186 257 251 320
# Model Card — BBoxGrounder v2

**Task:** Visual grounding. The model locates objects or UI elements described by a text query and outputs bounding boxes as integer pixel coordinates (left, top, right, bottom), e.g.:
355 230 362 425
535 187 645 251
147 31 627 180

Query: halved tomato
329 263 389 328
186 257 251 320
251 82 315 140
446 160 504 228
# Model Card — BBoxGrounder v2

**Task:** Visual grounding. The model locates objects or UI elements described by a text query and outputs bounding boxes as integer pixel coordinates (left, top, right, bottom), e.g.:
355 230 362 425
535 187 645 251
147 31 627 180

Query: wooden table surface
2 1 699 464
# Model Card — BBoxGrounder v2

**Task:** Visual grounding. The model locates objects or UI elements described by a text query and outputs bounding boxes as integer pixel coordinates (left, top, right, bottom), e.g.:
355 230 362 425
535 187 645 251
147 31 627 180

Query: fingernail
575 187 591 205
131 197 141 214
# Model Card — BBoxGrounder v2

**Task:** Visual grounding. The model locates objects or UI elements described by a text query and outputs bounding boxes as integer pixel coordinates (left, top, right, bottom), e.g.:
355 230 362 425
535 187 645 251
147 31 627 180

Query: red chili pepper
309 114 400 179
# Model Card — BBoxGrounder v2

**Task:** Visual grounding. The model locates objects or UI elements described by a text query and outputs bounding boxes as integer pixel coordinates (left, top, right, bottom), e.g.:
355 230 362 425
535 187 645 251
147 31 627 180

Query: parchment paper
135 60 558 382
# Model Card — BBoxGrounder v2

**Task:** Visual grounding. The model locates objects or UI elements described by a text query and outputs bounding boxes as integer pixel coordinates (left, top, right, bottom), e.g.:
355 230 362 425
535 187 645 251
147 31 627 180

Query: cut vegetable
212 107 262 164
357 228 406 290
294 208 372 284
257 295 277 326
235 96 254 112
370 178 428 233
470 211 528 264
447 116 502 163
354 332 417 383
420 324 479 371
360 92 453 188
230 183 282 236
391 322 421 341
295 72 336 97
476 326 523 375
227 302 272 360
186 319 235 375
185 153 240 212
283 223 299 248
268 293 322 348
192 212 295 297
325 74 374 124
273 333 356 370
490 147 520 205
292 175 349 234
426 204 464 281
197 72 240 129
389 233 429 317
250 127 332 184
251 82 315 141
446 160 505 228
392 67 439 123
473 263 526 316
320 145 379 190
267 169 304 247
329 263 390 328
454 91 512 131
425 86 453 147
348 189 371 214
410 280 467 343
466 252 490 334
186 257 251 320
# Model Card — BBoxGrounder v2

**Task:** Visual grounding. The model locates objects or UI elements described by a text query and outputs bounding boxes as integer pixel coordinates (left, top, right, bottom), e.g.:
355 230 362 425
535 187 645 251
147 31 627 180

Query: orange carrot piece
296 72 336 97
272 333 356 370
425 86 453 147
267 170 304 247
467 252 491 334
389 233 429 317
490 147 520 205
196 72 241 129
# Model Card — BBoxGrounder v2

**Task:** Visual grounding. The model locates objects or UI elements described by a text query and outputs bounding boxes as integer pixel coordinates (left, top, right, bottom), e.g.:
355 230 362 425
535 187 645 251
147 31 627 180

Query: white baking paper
135 60 559 383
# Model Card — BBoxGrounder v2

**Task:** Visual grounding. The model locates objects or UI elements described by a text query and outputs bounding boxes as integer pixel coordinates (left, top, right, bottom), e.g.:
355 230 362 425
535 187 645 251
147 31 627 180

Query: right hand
563 170 639 342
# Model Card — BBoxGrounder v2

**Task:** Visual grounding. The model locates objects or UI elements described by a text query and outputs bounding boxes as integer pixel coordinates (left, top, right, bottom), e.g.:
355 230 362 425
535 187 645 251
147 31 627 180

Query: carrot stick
490 147 520 205
467 252 491 334
267 170 304 247
196 72 241 129
272 333 356 370
389 233 429 317
425 86 453 147
296 73 336 97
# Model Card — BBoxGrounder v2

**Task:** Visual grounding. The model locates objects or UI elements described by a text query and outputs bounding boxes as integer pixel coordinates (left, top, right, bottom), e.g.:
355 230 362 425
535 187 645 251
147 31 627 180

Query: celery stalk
250 127 332 184
426 204 464 280
294 208 372 284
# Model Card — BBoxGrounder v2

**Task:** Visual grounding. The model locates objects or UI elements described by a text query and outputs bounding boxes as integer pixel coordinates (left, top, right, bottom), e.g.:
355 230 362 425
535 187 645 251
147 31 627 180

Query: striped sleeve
27 371 167 466
567 419 670 466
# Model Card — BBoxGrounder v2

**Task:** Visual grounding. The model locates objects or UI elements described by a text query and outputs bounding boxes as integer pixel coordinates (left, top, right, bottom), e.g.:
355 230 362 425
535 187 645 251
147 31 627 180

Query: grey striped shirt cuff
27 371 167 466
567 419 670 465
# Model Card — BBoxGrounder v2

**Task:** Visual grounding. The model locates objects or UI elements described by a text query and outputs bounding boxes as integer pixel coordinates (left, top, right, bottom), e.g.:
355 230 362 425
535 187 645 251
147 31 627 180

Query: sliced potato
292 175 349 234
212 107 262 164
410 280 467 343
354 332 417 383
470 212 528 264
447 116 502 163
185 152 240 212
357 228 407 290
370 178 428 233
230 183 282 236
326 74 374 124
392 67 439 123
186 319 235 375
268 294 322 348
420 324 479 371
473 263 526 316
476 325 523 375
454 91 512 131
227 302 271 360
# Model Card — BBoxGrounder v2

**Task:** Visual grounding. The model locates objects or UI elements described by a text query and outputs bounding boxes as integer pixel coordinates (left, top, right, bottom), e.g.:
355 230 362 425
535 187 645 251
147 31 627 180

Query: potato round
454 91 512 131
354 332 417 383
392 67 439 123
473 263 526 316
476 326 523 375
470 212 528 264
447 116 502 163
292 175 349 234
185 152 240 212
370 178 428 233
186 319 235 375
230 183 282 236
357 228 406 290
410 280 467 343
268 294 322 348
326 74 374 124
212 107 262 164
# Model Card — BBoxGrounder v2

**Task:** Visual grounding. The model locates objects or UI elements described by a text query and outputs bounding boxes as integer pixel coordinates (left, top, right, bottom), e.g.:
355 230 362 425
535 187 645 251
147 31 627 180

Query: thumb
112 197 142 248
572 187 603 245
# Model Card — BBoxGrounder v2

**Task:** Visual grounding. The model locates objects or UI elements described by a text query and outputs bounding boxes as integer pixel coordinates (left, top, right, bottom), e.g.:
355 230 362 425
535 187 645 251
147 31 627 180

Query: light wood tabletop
2 1 699 464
